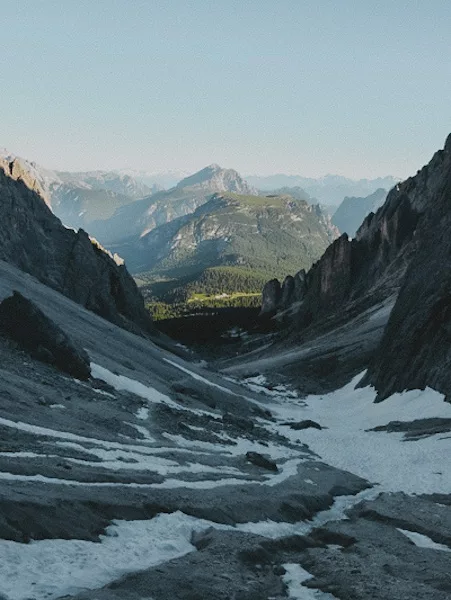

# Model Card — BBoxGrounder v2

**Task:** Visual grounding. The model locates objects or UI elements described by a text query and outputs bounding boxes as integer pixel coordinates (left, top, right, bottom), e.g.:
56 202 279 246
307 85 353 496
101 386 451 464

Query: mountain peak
175 164 257 195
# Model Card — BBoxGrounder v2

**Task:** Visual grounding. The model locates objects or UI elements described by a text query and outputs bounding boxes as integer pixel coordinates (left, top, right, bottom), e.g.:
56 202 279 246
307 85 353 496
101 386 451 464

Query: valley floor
0 260 449 599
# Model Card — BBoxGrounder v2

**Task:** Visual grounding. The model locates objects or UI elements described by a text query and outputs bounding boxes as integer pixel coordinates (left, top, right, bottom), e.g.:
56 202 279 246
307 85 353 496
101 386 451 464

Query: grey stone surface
300 492 451 599
364 134 451 400
0 291 91 379
0 158 153 333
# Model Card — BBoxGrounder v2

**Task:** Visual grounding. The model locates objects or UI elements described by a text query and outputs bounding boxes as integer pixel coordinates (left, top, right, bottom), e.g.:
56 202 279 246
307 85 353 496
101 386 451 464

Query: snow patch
164 358 242 397
397 529 451 552
265 374 451 494
283 563 337 599
0 512 219 600
91 362 217 417
91 363 173 405
236 487 380 539
135 406 149 420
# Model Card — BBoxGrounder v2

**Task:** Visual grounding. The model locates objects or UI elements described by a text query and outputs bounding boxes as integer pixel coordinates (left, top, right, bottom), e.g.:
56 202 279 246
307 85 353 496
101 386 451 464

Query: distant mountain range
56 170 155 200
332 188 388 237
117 169 190 190
246 173 399 206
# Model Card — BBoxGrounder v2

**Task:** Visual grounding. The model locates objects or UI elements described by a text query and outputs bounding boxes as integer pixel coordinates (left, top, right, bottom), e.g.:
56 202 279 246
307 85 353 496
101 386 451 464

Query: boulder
285 420 323 431
0 291 91 380
245 451 278 472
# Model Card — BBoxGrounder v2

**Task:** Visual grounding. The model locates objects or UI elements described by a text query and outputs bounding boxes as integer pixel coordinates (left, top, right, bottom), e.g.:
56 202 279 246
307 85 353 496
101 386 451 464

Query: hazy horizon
2 1 450 179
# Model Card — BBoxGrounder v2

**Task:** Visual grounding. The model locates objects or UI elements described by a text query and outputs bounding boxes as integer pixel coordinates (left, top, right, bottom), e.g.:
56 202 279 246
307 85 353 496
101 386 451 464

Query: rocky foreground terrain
0 138 449 599
0 259 449 600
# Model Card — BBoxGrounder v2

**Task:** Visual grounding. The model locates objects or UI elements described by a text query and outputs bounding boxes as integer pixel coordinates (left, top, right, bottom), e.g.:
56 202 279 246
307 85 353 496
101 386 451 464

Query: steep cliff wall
262 138 451 330
363 134 451 400
0 157 153 333
260 135 451 400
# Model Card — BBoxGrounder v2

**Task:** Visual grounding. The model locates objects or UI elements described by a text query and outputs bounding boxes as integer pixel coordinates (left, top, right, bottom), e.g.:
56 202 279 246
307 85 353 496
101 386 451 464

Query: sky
1 0 450 178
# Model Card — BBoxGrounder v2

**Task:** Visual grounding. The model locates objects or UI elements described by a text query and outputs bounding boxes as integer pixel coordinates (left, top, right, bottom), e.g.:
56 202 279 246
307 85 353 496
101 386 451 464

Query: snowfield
244 372 451 495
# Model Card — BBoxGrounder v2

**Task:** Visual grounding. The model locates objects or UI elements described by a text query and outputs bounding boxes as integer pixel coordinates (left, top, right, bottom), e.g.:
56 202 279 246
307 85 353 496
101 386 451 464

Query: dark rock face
285 420 323 431
255 135 451 401
263 136 450 337
300 233 353 325
260 279 282 316
260 270 309 317
245 451 278 472
0 291 91 379
0 158 153 333
363 134 451 401
293 269 307 301
280 275 295 308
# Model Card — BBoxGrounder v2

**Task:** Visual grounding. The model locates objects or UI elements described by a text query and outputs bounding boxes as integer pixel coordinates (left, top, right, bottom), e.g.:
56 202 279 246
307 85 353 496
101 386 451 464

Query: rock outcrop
0 157 154 333
0 291 91 379
260 270 308 317
0 154 51 207
260 279 282 316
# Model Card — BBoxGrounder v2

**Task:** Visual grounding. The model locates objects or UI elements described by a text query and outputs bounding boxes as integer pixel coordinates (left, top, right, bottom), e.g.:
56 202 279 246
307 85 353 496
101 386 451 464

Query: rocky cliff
260 135 451 400
0 157 154 333
363 134 451 400
0 152 52 207
261 142 440 326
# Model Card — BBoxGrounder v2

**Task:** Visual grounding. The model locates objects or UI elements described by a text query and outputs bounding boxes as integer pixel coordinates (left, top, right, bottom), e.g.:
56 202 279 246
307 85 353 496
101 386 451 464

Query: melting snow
0 359 449 599
283 563 337 599
397 529 451 552
91 363 173 405
91 362 217 417
0 512 221 600
135 406 149 420
260 374 451 494
164 358 243 397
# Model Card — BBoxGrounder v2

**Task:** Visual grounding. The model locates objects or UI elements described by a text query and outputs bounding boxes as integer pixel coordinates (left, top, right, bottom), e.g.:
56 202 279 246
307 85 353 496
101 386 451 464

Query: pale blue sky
1 1 450 177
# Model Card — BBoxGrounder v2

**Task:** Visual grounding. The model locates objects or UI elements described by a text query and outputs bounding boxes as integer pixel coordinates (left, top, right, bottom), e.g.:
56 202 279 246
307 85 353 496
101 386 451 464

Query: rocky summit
83 163 260 246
